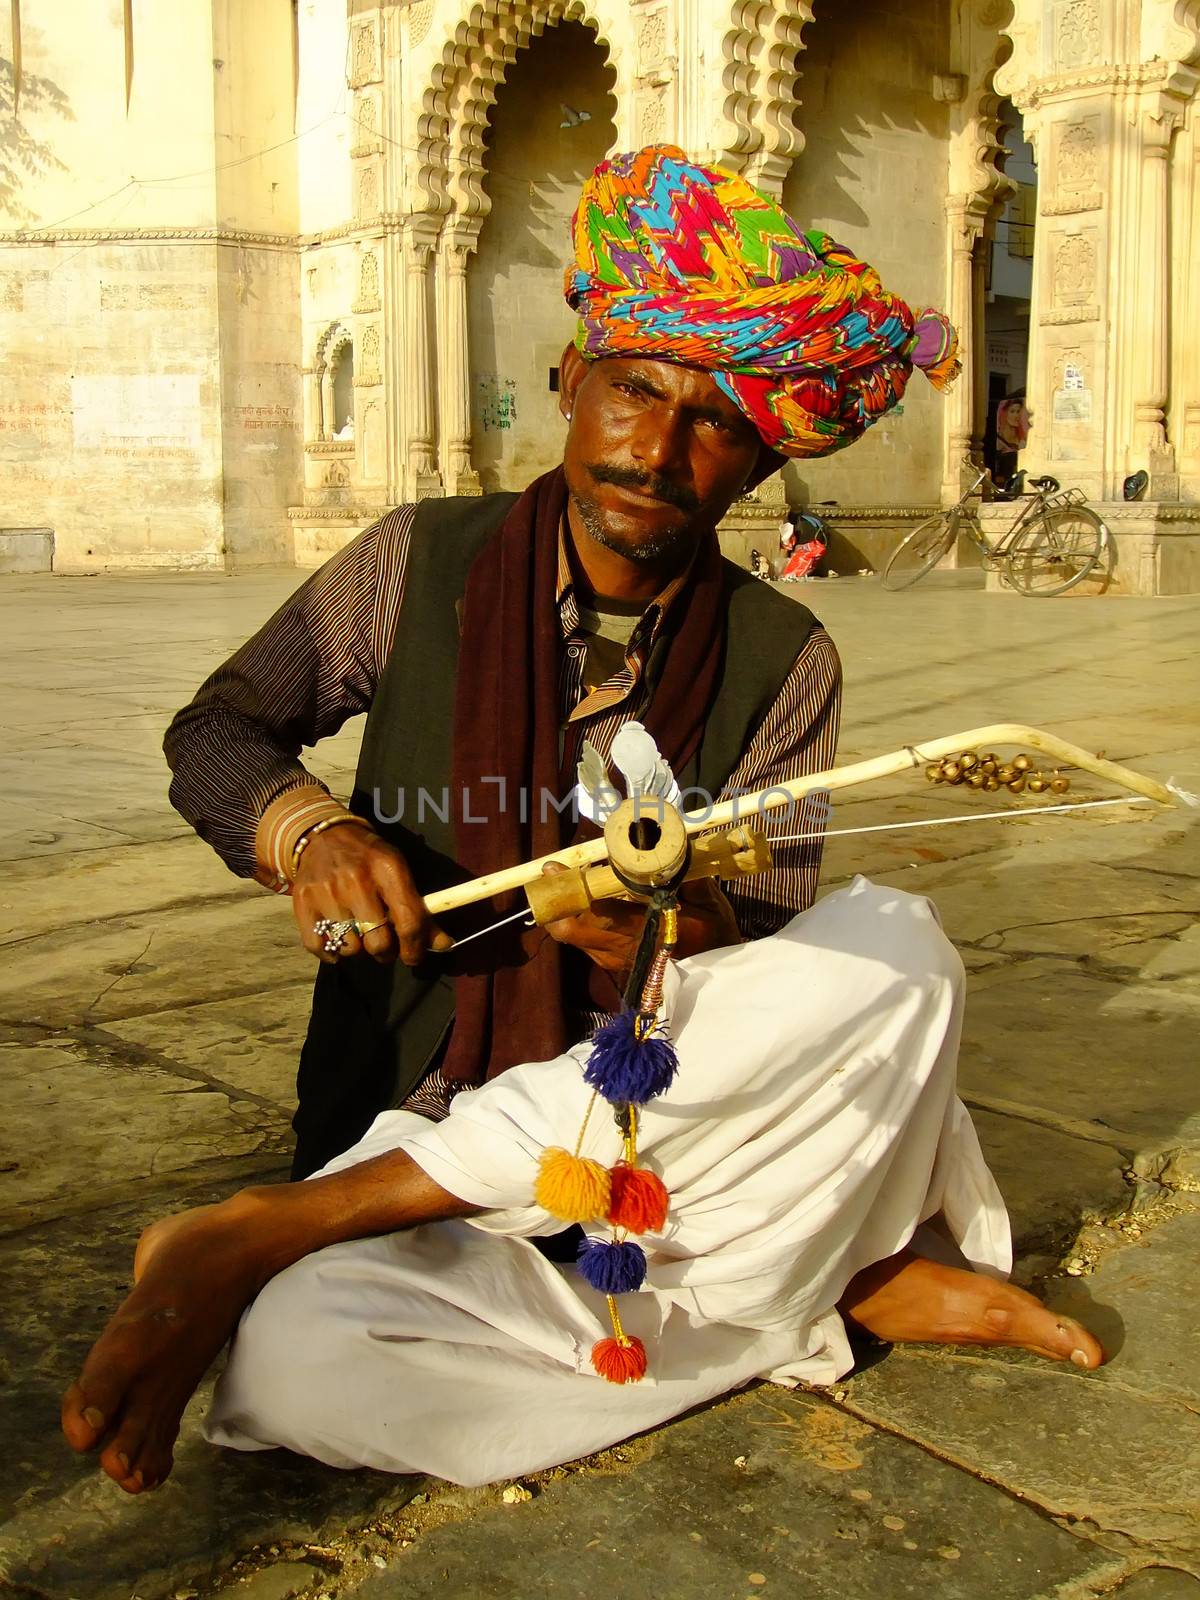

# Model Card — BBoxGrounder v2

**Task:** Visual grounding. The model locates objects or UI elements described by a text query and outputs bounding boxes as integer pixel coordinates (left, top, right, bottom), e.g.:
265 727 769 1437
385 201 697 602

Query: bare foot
840 1250 1106 1369
62 1202 261 1495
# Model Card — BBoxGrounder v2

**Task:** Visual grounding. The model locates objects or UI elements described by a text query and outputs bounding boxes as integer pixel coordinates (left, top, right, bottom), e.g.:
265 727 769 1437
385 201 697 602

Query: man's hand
544 868 743 979
291 825 451 966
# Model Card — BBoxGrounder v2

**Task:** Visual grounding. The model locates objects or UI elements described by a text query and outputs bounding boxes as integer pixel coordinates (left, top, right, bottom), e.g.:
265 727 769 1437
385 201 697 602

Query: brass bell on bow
924 750 1071 798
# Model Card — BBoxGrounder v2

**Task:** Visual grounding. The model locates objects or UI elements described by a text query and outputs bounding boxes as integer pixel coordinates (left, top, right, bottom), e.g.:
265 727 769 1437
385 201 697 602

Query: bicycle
881 463 1109 597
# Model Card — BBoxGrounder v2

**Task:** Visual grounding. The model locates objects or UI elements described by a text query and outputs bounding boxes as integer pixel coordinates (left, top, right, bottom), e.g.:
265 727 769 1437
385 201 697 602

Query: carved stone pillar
1131 104 1179 494
1179 110 1200 501
439 221 483 497
403 218 443 500
942 200 987 501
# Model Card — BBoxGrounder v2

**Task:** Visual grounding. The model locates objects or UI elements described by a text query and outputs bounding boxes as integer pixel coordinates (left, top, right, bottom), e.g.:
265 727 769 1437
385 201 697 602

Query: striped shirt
165 503 841 935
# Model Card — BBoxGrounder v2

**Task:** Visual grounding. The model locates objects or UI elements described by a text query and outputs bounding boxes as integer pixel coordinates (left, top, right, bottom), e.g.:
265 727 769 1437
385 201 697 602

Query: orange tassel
591 1335 647 1384
534 1147 611 1223
606 1162 669 1234
922 350 962 393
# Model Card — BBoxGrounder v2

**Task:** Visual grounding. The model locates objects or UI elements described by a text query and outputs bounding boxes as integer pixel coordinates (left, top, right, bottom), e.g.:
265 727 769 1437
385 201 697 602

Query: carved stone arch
956 30 1021 220
314 320 354 441
715 0 815 195
416 0 624 223
315 319 353 371
941 11 1023 499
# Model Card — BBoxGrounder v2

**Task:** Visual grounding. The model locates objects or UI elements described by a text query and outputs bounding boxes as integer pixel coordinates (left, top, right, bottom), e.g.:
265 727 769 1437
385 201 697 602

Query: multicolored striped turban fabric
566 145 960 460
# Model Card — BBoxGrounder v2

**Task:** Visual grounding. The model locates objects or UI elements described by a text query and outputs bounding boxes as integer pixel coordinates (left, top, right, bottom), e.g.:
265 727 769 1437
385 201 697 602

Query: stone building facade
2 0 1198 591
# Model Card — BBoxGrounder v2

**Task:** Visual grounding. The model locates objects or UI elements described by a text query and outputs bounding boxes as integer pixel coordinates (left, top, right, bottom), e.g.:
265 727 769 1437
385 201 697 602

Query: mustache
585 462 700 514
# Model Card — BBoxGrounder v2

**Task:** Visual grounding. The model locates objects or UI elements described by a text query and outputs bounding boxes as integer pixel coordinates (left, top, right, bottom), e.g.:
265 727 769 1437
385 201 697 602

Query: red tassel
591 1335 647 1384
606 1163 669 1234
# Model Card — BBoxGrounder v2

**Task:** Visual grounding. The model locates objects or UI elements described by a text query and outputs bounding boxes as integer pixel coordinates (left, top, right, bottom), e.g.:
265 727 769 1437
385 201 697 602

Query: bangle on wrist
289 812 374 882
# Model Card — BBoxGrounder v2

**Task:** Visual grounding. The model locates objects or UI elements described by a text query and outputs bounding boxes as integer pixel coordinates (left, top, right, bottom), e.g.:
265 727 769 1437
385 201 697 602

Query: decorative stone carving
351 22 379 87
1040 305 1101 325
1055 1 1100 70
1058 122 1097 191
351 94 381 157
323 460 350 488
406 0 434 47
440 227 483 496
1041 195 1103 216
639 87 666 143
313 321 353 442
1053 348 1087 391
357 165 379 221
357 324 382 387
353 250 380 313
1053 233 1095 303
715 2 812 194
638 11 668 76
403 221 442 495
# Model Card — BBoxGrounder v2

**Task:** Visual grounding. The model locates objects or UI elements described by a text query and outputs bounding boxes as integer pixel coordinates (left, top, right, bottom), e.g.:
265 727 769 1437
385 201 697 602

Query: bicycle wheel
1005 506 1104 597
881 513 957 591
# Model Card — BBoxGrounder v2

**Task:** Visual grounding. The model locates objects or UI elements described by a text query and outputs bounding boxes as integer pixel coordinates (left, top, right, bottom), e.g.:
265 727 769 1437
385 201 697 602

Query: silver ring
313 917 358 955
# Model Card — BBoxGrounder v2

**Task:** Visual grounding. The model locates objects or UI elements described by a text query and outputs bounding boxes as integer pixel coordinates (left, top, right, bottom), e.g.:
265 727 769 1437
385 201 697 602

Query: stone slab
841 1348 1200 1552
1045 1214 1200 1410
0 833 256 942
838 1217 1200 1554
969 1109 1130 1255
957 968 1200 1159
105 984 314 1110
0 894 312 1029
0 1179 415 1600
878 848 1198 962
0 808 147 865
1112 1570 1200 1597
0 1037 289 1230
345 1387 1108 1600
0 528 54 574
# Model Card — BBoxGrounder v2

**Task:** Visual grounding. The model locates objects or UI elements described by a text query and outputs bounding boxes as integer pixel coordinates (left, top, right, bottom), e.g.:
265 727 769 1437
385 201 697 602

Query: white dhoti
206 878 1010 1486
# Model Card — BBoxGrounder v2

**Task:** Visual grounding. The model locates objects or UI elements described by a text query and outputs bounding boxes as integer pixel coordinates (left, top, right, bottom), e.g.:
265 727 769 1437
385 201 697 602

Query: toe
1057 1317 1105 1369
61 1379 117 1453
99 1406 154 1491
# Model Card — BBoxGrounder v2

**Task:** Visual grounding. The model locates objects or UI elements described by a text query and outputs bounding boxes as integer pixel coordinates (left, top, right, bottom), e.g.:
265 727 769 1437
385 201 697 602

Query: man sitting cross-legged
62 880 1103 1495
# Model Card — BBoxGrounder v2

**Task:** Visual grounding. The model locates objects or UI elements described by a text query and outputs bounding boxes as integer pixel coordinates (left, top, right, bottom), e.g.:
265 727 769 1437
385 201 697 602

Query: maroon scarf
441 466 728 1085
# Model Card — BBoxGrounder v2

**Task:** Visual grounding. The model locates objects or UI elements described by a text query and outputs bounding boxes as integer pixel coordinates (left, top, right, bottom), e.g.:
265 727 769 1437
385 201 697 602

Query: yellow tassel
534 1147 612 1223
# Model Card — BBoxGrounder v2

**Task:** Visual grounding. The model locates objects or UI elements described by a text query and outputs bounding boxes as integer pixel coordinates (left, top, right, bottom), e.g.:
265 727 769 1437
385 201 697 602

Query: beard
571 493 698 565
570 462 704 566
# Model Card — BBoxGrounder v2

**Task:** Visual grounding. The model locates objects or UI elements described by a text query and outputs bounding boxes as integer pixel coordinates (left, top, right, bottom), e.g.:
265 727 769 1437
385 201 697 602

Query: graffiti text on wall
478 374 518 432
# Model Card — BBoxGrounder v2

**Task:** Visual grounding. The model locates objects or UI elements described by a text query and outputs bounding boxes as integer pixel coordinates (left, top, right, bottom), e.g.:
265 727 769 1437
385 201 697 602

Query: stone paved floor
1 568 1198 1600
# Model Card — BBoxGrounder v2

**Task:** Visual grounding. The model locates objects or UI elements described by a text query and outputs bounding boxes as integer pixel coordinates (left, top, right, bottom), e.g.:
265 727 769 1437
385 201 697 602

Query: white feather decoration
573 722 682 824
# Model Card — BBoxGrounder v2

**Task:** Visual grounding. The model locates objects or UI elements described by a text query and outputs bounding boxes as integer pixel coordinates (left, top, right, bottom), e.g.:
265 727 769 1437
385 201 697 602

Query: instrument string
767 794 1150 846
442 796 1153 948
445 905 534 952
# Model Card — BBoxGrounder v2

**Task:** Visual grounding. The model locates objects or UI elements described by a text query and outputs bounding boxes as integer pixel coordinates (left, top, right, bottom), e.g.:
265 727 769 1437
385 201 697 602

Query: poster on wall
1053 362 1092 423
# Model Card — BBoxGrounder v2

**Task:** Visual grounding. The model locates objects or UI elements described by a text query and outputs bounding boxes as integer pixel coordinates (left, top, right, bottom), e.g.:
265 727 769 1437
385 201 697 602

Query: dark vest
291 492 816 1176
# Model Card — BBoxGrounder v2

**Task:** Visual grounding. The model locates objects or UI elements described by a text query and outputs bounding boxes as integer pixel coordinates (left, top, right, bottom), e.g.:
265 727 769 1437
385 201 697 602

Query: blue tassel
583 1010 678 1104
577 1237 647 1294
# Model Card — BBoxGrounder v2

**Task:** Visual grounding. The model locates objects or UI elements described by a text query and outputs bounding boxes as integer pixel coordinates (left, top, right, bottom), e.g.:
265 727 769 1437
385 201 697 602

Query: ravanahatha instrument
425 723 1180 928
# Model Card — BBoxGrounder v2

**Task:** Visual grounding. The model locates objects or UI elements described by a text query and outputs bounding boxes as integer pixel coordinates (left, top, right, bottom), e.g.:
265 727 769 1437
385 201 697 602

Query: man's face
558 347 768 568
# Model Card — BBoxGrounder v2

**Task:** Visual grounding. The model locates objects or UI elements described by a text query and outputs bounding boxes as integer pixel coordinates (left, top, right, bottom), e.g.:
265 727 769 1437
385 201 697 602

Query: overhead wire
11 56 610 237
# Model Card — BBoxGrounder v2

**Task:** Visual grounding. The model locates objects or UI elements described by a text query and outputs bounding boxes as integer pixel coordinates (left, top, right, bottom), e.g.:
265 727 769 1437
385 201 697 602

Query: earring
565 410 572 421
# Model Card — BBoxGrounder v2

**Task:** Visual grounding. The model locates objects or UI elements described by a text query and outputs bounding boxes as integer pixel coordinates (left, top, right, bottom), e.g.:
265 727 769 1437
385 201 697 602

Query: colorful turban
565 145 960 460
